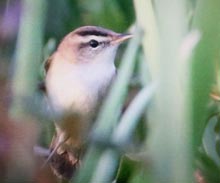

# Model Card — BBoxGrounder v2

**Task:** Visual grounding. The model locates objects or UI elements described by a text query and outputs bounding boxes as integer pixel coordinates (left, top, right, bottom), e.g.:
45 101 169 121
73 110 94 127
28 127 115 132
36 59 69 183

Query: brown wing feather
44 55 53 73
44 55 54 73
38 55 54 93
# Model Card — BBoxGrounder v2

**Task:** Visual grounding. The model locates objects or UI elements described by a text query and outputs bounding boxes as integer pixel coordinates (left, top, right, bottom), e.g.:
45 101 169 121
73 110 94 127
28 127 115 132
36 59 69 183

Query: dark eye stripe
76 30 108 37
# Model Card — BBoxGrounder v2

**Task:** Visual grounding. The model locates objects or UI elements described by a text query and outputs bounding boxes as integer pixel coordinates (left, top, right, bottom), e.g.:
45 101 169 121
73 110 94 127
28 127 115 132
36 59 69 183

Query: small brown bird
44 26 132 179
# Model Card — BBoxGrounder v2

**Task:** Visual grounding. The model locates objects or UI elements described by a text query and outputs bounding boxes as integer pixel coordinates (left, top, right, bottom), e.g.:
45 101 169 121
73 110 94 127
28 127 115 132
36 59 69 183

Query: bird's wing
38 55 54 93
44 54 54 73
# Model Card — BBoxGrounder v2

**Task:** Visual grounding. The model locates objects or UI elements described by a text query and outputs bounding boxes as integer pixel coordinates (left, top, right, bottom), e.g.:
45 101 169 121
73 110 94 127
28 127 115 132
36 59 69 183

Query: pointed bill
111 33 133 45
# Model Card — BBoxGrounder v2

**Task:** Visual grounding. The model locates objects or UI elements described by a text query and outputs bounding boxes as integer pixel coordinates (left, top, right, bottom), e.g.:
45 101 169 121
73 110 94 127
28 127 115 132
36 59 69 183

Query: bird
44 26 132 180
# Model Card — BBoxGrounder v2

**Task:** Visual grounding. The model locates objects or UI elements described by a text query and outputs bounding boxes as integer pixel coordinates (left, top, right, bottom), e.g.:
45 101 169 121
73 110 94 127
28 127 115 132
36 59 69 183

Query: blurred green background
1 0 220 183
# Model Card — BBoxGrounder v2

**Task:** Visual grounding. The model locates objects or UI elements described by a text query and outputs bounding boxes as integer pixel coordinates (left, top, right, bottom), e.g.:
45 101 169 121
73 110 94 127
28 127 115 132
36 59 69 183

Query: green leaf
190 0 220 148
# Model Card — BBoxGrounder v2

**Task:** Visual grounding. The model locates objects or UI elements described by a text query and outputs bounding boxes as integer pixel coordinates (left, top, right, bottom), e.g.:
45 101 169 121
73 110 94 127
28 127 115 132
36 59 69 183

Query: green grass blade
89 83 156 183
10 0 47 120
133 0 159 79
112 82 156 146
90 149 120 183
145 1 194 182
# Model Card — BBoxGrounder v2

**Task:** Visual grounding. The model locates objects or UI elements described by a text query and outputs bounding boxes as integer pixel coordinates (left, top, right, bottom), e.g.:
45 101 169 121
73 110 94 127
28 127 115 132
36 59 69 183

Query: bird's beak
111 33 133 45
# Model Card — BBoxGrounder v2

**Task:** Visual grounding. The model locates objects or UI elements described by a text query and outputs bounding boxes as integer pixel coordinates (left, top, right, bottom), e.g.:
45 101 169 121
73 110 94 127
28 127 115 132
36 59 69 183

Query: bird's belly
46 61 115 116
46 69 114 145
47 77 98 116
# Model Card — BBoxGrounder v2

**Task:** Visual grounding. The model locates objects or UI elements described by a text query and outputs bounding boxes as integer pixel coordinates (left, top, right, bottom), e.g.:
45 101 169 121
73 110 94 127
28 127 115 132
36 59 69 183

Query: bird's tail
49 134 81 180
47 113 88 180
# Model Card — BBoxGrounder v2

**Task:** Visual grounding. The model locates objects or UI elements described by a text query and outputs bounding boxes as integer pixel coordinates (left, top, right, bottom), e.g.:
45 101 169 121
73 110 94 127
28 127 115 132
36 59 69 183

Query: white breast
46 55 116 116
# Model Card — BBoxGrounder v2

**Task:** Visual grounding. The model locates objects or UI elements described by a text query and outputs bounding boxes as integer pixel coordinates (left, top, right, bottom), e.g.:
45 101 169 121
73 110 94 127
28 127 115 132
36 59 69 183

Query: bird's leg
41 134 68 168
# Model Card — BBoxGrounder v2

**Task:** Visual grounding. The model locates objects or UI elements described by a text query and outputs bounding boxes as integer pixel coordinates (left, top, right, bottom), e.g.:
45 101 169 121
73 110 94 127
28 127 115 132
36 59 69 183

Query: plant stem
10 0 47 120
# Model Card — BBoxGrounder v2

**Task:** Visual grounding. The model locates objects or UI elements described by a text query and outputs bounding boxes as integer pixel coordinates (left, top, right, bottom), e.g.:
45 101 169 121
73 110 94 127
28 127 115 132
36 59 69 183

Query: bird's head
57 26 132 64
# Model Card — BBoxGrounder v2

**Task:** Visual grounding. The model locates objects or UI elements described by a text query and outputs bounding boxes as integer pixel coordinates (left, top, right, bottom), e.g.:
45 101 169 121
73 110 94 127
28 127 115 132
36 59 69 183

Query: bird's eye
89 39 99 48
